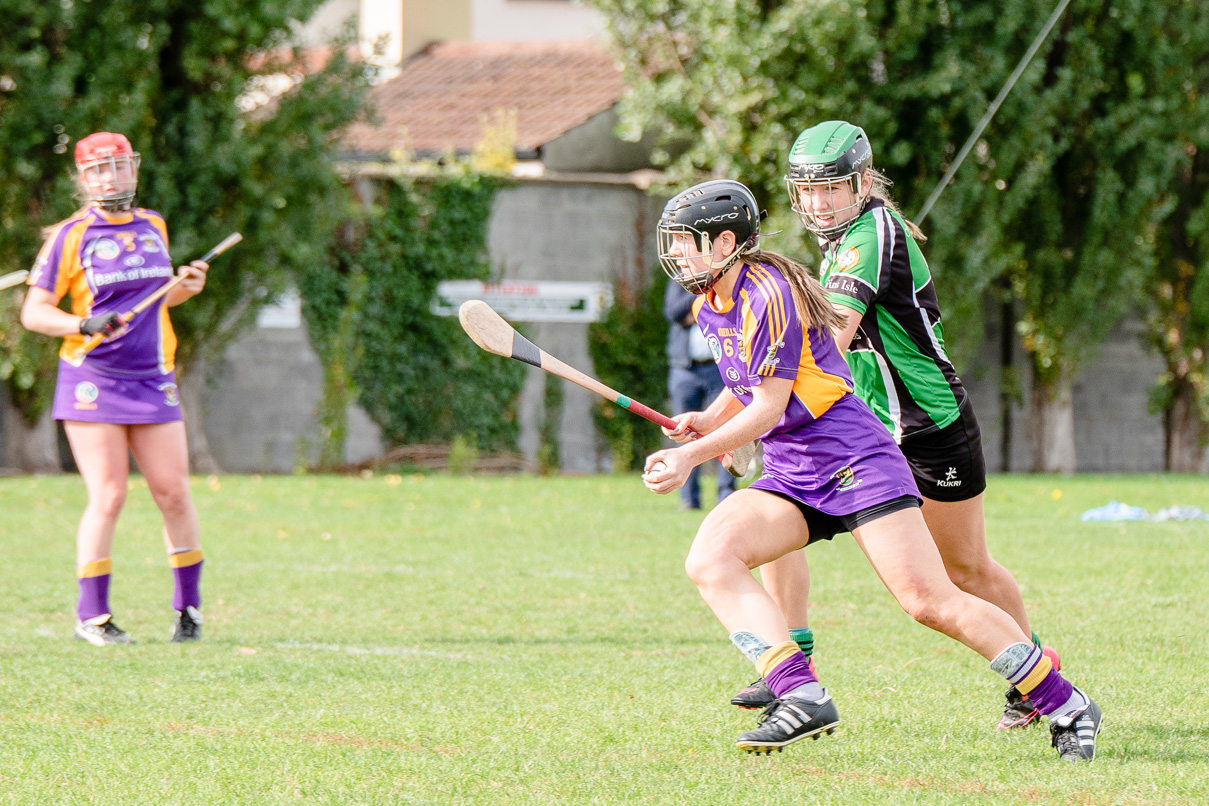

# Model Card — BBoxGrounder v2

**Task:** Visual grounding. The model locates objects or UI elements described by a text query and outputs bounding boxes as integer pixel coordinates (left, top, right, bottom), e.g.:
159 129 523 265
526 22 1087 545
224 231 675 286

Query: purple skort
53 360 183 424
750 394 921 517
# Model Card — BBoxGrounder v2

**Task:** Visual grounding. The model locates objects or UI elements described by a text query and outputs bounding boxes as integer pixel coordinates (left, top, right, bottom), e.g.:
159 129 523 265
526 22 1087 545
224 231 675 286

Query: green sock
788 627 814 659
1031 631 1043 648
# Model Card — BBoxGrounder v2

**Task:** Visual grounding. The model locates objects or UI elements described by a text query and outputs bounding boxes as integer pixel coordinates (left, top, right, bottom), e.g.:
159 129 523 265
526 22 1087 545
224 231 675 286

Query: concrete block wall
961 303 1167 473
201 323 382 473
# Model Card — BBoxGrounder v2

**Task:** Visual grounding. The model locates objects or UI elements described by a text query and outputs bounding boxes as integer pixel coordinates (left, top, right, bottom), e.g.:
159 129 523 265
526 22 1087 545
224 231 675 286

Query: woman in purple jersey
642 179 1100 760
21 132 210 647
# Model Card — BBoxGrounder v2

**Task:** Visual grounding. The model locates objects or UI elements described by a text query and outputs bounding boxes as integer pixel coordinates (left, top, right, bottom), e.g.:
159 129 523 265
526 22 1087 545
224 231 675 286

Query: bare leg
759 551 811 630
64 421 131 565
922 493 1031 634
128 422 199 551
683 488 812 646
851 508 1030 660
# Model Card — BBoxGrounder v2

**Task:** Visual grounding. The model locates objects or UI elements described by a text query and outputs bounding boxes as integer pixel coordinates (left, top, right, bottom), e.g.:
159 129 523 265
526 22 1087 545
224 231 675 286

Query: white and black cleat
171 606 203 642
1049 690 1103 762
74 614 134 646
736 691 840 754
730 677 776 710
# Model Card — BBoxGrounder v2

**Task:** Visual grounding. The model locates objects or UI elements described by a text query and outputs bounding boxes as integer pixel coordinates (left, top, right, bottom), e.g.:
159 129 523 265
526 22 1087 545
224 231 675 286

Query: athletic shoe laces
1051 723 1081 757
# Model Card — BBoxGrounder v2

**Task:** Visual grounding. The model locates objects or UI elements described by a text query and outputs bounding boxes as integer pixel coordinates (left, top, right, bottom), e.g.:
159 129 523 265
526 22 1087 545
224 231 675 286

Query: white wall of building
470 0 603 42
294 0 360 46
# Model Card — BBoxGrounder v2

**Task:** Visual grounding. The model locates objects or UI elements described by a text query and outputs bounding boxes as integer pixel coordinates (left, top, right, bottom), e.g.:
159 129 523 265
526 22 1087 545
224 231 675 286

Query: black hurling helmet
657 179 763 295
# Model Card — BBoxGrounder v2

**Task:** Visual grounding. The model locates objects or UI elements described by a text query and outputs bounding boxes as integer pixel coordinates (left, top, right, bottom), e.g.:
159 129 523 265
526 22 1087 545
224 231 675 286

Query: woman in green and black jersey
740 121 1068 734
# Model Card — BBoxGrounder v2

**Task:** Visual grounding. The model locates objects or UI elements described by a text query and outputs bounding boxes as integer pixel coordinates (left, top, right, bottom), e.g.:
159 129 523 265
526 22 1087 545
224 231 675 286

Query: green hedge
298 168 524 465
588 269 669 471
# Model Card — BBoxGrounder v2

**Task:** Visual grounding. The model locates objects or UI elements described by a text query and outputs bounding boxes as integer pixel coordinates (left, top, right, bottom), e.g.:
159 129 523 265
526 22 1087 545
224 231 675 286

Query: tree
592 0 1177 472
0 0 368 470
1135 3 1209 471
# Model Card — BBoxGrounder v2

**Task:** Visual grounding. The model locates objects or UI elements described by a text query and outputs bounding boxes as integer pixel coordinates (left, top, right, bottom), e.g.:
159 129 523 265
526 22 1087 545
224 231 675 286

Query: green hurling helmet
785 120 873 238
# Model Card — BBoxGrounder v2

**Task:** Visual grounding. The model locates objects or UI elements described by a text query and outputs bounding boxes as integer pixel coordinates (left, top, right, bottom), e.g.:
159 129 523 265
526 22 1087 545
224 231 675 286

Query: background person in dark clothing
664 280 736 510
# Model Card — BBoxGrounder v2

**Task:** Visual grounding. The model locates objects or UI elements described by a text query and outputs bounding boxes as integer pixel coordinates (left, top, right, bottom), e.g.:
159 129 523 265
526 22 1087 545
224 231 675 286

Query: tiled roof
342 40 627 158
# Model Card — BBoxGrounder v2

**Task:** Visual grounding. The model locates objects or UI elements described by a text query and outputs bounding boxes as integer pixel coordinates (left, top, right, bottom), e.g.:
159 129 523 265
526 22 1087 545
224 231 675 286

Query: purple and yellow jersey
693 260 853 439
30 207 178 377
694 260 920 515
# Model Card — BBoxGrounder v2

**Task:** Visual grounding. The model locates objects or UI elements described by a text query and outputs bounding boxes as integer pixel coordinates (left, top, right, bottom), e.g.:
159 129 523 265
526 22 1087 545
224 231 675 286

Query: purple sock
1023 667 1075 716
77 559 112 621
760 642 819 698
169 550 204 611
994 641 1073 716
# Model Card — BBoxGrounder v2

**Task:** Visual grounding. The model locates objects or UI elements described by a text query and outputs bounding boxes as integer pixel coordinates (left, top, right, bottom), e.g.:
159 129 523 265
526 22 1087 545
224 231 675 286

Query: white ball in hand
645 461 667 476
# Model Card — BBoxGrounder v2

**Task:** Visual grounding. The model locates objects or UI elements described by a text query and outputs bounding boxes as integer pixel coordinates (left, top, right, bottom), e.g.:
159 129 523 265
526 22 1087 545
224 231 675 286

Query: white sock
1048 687 1090 722
785 681 825 702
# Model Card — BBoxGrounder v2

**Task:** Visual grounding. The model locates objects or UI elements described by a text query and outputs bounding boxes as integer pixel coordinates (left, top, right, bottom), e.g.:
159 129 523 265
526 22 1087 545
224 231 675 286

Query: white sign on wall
432 280 612 323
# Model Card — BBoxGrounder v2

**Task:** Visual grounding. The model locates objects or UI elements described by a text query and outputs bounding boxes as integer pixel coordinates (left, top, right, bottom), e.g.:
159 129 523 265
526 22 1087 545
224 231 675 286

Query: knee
896 587 962 634
89 485 127 519
942 555 996 593
684 539 740 591
942 561 981 592
684 548 718 589
150 483 194 519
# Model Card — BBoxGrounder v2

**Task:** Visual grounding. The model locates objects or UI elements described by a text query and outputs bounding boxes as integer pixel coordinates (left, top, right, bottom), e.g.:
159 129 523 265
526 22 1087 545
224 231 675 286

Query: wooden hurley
0 270 29 291
458 299 755 477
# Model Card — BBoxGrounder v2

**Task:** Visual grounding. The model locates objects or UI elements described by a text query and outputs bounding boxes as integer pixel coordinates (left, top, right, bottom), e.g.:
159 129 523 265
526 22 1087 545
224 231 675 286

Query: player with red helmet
21 132 210 646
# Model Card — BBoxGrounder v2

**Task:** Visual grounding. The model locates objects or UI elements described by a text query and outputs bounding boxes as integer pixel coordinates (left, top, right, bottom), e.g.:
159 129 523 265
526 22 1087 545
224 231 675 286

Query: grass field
0 472 1206 805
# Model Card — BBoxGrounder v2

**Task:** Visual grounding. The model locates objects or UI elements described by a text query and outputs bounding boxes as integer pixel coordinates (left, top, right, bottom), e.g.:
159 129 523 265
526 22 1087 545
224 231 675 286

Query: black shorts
764 491 921 547
899 399 987 503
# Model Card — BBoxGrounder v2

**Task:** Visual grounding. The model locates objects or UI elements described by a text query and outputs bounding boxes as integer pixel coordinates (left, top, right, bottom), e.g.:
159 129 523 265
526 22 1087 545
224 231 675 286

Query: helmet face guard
657 223 730 295
657 180 763 295
785 120 873 239
74 132 140 211
785 169 868 239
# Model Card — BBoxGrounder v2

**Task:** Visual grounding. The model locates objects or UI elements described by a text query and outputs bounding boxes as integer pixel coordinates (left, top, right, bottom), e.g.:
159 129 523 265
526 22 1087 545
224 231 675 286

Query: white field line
274 641 473 660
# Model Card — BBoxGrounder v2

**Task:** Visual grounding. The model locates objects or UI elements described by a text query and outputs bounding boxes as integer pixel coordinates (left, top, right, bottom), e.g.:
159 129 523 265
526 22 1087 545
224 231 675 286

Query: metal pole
916 0 1075 223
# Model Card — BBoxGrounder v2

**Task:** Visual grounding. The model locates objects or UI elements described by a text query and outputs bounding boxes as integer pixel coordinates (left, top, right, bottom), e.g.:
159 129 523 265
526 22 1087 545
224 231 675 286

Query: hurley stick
459 300 756 477
0 270 29 291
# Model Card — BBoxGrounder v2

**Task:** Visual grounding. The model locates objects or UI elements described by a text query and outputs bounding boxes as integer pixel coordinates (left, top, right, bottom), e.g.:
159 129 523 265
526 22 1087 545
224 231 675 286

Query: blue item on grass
1080 501 1209 522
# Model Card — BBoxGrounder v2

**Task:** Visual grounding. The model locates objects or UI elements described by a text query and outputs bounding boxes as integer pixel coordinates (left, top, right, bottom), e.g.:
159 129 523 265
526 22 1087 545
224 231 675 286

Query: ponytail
744 249 846 333
867 168 926 242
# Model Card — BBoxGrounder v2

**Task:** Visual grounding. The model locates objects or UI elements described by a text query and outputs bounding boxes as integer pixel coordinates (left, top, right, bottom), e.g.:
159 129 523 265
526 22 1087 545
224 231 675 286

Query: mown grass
0 472 1206 805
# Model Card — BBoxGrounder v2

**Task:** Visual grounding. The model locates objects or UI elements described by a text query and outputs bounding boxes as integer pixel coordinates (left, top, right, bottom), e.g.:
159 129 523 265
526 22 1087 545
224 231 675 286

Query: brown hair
743 248 846 333
867 168 926 242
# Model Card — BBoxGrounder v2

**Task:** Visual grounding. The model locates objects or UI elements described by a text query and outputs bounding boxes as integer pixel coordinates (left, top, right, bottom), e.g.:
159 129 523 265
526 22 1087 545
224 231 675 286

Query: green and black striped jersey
819 199 966 443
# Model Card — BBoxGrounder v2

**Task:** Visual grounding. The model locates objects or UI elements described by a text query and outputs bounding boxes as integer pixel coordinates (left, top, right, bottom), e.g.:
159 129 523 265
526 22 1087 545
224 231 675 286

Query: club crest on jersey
92 238 121 261
139 234 162 253
74 382 99 409
758 340 782 373
707 334 723 361
835 248 860 272
832 465 862 490
159 382 180 407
